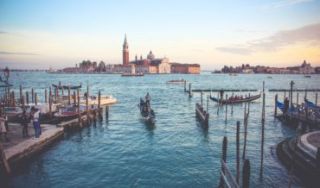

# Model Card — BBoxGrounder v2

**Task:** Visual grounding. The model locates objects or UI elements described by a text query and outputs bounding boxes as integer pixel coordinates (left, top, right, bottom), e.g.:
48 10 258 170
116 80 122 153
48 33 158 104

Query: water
4 72 320 187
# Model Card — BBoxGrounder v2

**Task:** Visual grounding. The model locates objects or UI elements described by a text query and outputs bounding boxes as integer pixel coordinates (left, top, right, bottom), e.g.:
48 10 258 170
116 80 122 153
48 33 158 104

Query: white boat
81 95 117 106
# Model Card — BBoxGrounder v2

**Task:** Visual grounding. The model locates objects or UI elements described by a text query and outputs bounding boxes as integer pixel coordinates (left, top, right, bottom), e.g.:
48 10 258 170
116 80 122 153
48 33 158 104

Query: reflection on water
6 72 320 187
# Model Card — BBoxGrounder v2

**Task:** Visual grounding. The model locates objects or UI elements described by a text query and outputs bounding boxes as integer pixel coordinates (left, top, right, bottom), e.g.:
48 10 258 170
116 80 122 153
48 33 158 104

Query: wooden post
45 88 48 103
49 88 52 118
206 95 209 113
35 93 38 105
260 91 265 178
315 93 318 106
189 83 192 97
225 94 228 124
73 91 76 105
201 91 203 107
219 136 228 188
26 91 29 105
242 159 250 188
231 92 234 115
21 95 25 109
243 103 248 160
274 94 278 117
98 90 101 110
68 86 71 105
19 85 23 104
77 89 81 124
304 90 307 99
12 91 15 107
289 81 294 109
296 92 299 105
0 143 11 175
105 105 109 120
236 121 240 184
31 88 34 103
184 81 186 92
86 84 89 123
284 91 286 100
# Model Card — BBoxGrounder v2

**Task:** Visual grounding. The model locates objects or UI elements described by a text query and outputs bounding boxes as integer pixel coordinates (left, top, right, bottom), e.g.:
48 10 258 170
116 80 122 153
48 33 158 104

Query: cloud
0 51 39 56
263 0 313 9
0 31 8 34
216 22 320 55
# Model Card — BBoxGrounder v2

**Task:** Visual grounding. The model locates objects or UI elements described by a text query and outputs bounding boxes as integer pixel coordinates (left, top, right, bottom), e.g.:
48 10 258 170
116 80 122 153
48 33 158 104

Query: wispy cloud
0 51 39 56
263 0 314 9
216 22 320 55
0 31 8 34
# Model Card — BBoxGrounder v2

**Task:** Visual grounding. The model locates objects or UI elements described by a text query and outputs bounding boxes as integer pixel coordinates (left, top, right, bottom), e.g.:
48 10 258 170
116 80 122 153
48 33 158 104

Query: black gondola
138 94 155 124
210 92 261 104
52 84 82 90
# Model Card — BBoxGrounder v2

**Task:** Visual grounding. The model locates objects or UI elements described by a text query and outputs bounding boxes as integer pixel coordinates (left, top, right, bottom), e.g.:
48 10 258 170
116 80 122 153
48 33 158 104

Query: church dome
147 51 155 60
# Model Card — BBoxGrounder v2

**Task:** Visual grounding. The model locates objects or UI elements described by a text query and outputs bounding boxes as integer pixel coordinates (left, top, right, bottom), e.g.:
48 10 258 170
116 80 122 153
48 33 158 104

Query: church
119 35 171 74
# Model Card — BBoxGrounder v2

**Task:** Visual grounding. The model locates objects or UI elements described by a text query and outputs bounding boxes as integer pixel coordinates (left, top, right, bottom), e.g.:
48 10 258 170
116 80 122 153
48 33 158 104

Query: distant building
170 63 200 74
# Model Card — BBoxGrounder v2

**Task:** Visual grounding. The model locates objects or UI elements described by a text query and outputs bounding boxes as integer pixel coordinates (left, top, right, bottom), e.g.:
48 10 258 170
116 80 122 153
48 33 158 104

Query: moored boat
210 93 261 104
121 73 144 77
166 79 185 84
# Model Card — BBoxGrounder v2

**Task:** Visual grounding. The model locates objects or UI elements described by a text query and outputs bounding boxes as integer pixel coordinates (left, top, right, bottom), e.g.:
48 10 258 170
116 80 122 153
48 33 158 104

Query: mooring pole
206 95 209 113
231 92 234 115
35 93 38 105
68 86 71 105
260 90 265 179
305 90 307 99
19 85 23 104
26 91 29 105
296 92 299 105
106 105 109 120
189 83 192 97
12 91 15 107
31 88 34 103
243 103 248 160
236 121 240 184
242 159 251 188
73 91 76 105
201 91 203 107
77 88 81 125
274 94 278 117
315 93 318 106
49 88 52 118
45 88 48 103
289 81 294 109
225 94 228 124
86 83 89 123
98 90 102 118
219 136 228 188
184 80 187 92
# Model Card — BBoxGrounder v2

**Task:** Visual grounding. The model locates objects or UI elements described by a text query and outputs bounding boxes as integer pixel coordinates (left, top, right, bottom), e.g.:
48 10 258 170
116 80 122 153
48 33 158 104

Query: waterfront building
170 63 200 74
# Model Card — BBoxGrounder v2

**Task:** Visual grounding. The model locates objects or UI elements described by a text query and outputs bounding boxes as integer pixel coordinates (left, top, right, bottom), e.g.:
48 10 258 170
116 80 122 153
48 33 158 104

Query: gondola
210 93 261 104
52 84 82 90
166 79 185 84
138 96 155 124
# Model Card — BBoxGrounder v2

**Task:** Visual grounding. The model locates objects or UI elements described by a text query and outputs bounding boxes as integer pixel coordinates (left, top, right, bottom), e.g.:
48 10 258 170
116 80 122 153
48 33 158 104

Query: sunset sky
0 0 320 70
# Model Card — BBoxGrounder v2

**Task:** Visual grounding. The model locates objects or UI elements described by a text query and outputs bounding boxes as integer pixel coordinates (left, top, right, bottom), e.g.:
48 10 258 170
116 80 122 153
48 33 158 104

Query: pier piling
296 93 299 104
189 83 192 97
274 94 278 117
31 88 34 103
236 121 240 184
26 91 29 105
68 86 71 105
49 88 52 118
242 159 250 188
315 93 318 106
77 89 80 125
19 85 23 104
45 89 48 103
35 93 38 105
184 80 187 92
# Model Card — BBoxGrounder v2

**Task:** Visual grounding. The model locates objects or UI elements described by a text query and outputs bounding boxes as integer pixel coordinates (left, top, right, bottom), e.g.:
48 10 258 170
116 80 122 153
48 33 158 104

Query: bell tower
123 34 129 65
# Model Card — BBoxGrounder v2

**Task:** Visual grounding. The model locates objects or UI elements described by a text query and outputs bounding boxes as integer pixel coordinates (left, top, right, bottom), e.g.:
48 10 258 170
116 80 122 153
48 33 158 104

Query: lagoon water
5 72 320 187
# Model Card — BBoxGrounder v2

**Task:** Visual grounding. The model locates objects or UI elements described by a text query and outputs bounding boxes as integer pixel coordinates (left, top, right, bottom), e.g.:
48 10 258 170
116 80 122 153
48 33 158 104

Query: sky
0 0 320 70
